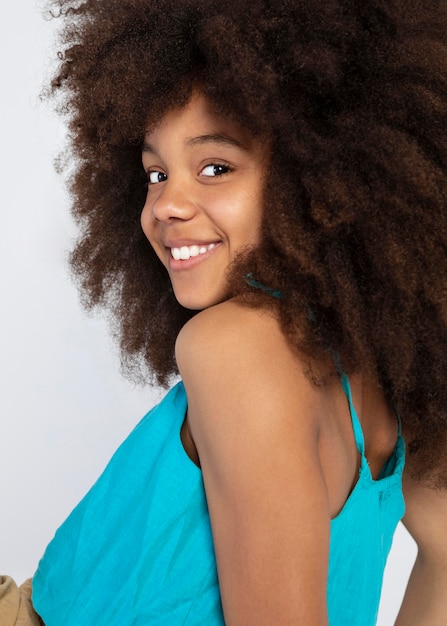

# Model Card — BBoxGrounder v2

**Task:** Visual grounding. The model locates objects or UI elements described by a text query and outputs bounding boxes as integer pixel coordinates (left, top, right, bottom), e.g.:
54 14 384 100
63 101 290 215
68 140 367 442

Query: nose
147 179 197 223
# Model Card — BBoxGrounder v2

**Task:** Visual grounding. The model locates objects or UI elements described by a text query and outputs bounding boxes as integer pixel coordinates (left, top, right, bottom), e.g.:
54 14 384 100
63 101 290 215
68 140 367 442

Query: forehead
144 92 259 150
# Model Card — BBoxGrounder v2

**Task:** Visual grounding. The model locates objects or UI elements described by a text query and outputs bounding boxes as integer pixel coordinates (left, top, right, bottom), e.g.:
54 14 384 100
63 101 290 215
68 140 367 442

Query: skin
141 93 402 624
396 475 447 625
141 92 268 310
176 303 399 624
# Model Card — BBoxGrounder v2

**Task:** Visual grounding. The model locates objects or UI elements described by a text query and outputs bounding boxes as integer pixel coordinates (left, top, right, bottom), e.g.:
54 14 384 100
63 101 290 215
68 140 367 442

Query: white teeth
171 243 216 261
180 246 190 260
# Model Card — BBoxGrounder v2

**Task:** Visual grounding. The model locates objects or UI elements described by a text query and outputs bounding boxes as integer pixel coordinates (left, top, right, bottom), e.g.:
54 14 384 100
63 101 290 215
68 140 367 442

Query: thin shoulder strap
340 373 366 457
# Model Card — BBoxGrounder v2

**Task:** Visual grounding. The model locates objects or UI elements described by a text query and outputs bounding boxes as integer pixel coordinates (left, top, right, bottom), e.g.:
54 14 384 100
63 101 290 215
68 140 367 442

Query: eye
200 163 232 177
147 170 168 185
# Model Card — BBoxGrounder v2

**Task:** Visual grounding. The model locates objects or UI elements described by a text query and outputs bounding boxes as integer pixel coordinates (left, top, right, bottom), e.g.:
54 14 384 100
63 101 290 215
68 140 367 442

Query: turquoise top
33 376 405 625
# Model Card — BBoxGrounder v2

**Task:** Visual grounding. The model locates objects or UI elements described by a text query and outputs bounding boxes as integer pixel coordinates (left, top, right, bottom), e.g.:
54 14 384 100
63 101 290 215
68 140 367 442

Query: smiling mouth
170 243 218 261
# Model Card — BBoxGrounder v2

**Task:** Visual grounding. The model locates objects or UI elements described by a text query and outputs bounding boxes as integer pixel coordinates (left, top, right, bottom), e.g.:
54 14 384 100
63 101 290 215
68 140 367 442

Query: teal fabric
32 376 404 625
327 375 405 624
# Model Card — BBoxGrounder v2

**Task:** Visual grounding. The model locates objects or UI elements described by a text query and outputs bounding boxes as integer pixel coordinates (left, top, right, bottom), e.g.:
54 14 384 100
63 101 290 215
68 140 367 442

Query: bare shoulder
176 301 331 623
176 299 307 387
175 299 324 428
175 299 325 457
176 299 284 349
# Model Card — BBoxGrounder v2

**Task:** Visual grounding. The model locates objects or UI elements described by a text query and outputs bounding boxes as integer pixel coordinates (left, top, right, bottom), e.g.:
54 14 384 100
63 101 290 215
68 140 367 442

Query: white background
0 2 416 624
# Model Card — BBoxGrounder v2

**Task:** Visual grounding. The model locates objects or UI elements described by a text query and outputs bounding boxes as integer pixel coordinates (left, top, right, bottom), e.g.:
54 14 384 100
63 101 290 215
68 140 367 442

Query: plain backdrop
1 2 416 624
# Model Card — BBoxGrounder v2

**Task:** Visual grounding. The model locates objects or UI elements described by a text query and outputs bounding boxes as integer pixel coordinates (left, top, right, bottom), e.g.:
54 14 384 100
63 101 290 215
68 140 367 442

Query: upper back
176 299 401 517
177 299 405 624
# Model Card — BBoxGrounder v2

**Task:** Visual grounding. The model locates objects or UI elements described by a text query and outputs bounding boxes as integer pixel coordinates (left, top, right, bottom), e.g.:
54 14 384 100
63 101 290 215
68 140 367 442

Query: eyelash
146 171 167 186
200 163 232 178
144 162 232 188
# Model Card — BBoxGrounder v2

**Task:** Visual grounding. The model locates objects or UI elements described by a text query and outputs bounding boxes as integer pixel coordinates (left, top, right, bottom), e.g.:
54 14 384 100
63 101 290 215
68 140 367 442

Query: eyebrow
142 133 248 154
187 133 248 150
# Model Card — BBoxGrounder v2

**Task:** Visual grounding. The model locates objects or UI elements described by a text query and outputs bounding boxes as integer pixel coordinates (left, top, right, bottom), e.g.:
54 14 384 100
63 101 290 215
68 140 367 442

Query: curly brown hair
46 0 447 486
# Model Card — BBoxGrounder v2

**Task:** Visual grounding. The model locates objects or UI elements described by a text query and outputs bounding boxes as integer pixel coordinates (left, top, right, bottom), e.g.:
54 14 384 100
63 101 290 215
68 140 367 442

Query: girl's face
141 92 267 310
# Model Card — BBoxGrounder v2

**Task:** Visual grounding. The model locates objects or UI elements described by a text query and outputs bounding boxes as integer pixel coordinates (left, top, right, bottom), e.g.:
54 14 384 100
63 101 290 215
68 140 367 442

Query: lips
165 240 222 272
170 243 217 261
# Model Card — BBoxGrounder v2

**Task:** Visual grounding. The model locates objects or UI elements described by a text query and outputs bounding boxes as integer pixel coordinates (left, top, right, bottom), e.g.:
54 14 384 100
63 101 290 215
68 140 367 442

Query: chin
173 288 229 312
177 298 218 312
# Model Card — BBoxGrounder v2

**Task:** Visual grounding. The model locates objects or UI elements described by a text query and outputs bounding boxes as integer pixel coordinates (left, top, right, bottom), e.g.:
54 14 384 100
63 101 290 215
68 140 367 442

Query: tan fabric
0 577 43 626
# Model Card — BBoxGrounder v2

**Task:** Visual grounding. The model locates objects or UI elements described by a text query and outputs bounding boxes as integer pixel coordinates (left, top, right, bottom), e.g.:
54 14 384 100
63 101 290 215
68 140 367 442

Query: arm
176 302 331 625
395 471 447 625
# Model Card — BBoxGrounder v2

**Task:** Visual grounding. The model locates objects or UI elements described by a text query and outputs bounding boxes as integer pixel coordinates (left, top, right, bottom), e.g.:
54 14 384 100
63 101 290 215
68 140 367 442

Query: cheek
234 192 263 243
250 191 265 241
140 200 169 269
140 199 154 242
141 201 162 255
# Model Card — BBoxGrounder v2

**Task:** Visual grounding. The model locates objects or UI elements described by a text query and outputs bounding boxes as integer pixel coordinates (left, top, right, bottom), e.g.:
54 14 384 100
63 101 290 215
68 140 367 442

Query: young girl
3 0 447 623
